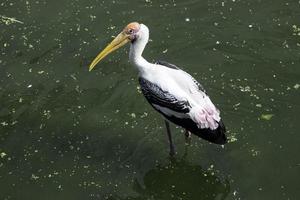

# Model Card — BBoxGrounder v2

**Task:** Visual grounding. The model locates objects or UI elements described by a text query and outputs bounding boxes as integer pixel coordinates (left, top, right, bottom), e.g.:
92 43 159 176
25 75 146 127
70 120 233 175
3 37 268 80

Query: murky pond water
1 0 300 199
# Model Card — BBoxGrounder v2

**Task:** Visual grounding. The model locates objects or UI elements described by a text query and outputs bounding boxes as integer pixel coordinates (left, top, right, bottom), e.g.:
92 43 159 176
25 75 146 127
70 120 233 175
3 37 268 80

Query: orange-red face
123 22 141 41
89 22 141 71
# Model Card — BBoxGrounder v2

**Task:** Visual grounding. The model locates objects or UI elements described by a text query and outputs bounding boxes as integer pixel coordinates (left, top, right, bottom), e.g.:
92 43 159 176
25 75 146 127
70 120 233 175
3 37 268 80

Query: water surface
1 0 300 199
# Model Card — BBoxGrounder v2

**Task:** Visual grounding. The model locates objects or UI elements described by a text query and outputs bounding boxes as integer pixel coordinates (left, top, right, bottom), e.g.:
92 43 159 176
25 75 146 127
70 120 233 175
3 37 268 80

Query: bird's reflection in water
131 150 230 200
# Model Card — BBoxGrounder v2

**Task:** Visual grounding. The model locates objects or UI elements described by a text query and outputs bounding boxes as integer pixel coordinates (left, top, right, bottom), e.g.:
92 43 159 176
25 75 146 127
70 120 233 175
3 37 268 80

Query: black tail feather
192 119 227 145
163 114 227 145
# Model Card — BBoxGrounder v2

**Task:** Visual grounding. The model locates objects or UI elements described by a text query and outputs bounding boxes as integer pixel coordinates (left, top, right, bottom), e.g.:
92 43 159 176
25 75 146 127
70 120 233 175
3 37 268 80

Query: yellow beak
89 32 130 71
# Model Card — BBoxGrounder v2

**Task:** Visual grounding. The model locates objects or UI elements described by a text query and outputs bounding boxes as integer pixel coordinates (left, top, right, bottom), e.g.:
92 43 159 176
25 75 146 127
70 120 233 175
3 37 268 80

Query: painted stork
89 22 227 156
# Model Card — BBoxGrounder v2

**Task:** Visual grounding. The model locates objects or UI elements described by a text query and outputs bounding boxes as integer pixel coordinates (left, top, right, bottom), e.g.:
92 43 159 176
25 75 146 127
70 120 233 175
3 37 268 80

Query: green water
1 0 300 199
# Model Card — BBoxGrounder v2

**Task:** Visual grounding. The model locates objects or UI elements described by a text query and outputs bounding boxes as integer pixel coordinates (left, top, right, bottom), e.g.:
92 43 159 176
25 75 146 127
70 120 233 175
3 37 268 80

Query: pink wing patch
189 98 221 130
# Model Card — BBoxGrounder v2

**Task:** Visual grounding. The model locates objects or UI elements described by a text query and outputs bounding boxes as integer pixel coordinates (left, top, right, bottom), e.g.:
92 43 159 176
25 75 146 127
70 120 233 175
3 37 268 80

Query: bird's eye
128 29 134 34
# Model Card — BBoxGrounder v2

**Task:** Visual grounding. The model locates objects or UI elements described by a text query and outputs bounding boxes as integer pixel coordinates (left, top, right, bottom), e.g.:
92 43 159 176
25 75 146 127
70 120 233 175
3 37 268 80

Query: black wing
155 60 206 93
138 76 226 145
138 77 190 113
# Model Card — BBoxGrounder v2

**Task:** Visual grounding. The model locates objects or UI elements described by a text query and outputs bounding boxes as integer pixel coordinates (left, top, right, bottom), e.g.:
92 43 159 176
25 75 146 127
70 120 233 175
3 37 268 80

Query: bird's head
89 22 142 71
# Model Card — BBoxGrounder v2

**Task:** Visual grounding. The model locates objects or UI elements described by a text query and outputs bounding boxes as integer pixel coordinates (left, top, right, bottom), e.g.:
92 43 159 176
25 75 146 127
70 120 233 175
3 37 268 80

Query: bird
89 22 227 156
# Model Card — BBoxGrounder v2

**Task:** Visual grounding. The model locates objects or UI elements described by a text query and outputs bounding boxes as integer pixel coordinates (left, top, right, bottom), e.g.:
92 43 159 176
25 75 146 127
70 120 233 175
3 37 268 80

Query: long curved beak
89 32 130 71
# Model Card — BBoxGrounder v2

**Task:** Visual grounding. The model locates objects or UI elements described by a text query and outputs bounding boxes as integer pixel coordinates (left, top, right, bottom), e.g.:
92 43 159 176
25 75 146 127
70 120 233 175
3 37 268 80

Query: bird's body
89 22 227 155
138 61 226 144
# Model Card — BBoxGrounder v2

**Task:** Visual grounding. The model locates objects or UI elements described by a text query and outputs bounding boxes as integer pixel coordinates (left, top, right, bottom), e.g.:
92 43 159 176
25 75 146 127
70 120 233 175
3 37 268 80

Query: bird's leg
165 120 175 156
185 129 191 145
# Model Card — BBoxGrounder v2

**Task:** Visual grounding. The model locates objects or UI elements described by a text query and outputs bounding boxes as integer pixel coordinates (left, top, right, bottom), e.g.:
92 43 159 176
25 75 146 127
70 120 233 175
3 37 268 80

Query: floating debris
1 121 8 126
89 15 96 21
292 25 300 36
228 131 238 143
233 190 238 196
239 86 251 92
43 110 51 119
233 102 240 107
209 164 214 170
294 83 300 90
70 74 77 81
228 136 238 143
31 174 39 180
261 114 274 120
140 112 148 118
136 86 142 93
0 15 24 25
130 113 136 118
0 152 7 158
250 149 260 157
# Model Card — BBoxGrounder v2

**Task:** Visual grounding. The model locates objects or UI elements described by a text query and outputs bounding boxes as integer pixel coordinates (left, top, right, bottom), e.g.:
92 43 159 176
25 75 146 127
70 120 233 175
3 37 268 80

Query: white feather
129 24 221 130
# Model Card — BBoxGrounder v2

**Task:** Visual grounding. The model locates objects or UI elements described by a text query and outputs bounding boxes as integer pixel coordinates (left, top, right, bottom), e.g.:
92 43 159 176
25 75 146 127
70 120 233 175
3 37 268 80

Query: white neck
129 24 152 75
